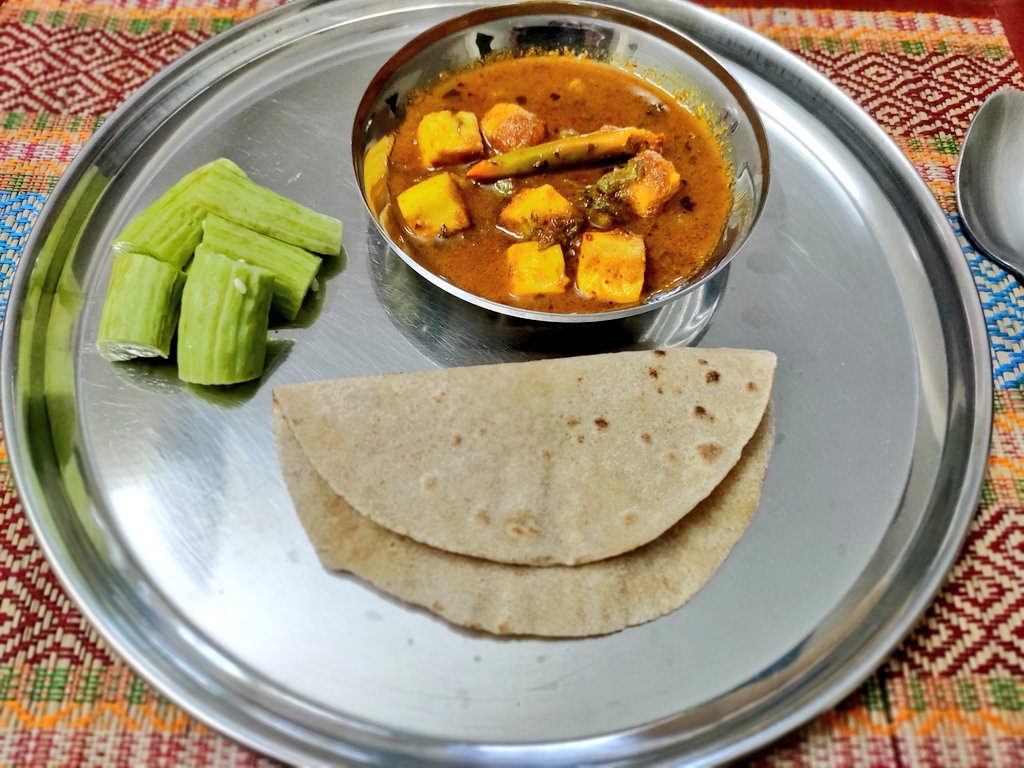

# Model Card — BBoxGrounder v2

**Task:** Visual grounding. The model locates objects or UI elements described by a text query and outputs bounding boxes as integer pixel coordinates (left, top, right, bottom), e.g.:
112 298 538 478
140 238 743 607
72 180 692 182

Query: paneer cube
416 110 484 168
480 103 547 152
396 173 471 239
507 241 569 296
498 184 577 240
576 230 646 304
622 150 681 217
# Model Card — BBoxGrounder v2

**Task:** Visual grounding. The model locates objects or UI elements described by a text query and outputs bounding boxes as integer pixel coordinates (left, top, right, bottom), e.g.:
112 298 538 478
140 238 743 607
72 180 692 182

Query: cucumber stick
114 158 247 269
201 214 321 321
195 162 343 256
177 245 275 386
101 157 339 386
97 251 186 361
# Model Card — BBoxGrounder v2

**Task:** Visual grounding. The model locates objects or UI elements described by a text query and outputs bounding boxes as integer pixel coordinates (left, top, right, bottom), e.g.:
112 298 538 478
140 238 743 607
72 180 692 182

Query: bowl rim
351 0 771 323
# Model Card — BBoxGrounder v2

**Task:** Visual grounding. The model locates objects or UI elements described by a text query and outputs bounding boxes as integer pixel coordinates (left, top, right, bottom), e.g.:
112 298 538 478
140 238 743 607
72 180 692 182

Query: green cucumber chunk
177 245 275 385
201 213 321 322
195 162 343 256
96 250 186 362
114 158 247 269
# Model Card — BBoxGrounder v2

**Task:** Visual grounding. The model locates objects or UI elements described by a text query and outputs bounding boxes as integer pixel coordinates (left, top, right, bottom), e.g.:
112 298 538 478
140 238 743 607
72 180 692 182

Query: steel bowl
352 0 770 323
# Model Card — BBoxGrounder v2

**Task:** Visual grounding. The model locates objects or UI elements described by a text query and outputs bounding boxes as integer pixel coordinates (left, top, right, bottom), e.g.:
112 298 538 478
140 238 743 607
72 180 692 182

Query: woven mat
2 1 1023 765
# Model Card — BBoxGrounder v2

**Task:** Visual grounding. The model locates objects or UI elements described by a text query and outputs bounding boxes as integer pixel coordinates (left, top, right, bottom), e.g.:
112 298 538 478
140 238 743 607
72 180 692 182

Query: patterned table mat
2 1 1024 765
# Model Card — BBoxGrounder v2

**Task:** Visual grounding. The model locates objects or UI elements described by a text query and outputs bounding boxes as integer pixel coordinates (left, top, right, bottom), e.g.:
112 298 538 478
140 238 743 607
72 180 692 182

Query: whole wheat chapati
274 403 773 637
272 348 776 566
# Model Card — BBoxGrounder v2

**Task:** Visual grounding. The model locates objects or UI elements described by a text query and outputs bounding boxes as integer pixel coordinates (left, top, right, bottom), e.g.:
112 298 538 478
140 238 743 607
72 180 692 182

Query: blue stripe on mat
0 191 45 329
951 213 1024 390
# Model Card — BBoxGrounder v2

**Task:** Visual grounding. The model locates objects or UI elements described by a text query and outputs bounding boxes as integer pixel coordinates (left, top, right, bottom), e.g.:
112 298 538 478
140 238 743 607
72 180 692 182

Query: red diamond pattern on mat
1 492 116 669
0 712 285 767
895 734 1009 766
0 23 208 114
892 502 1024 676
797 50 1024 134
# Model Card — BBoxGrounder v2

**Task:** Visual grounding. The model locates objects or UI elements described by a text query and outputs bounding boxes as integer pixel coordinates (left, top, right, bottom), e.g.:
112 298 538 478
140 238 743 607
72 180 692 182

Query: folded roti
273 348 776 566
274 404 773 637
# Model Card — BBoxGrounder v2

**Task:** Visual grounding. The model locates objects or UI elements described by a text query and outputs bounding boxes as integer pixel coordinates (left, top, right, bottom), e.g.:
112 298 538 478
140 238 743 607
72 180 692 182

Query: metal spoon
956 89 1024 279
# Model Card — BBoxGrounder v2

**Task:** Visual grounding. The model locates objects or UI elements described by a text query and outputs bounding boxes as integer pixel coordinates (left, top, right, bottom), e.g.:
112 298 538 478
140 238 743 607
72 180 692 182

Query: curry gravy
387 54 733 313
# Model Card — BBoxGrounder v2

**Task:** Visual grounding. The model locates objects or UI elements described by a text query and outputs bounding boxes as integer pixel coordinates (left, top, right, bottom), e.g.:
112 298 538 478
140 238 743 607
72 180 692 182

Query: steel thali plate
1 0 991 764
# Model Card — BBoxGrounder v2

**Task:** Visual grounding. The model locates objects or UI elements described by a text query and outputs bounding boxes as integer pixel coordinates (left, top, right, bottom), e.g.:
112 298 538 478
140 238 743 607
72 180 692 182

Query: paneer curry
363 53 733 314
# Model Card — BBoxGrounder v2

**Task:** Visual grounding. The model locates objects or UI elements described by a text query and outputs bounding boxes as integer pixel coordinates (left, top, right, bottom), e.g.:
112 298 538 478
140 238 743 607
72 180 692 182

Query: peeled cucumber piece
96 250 186 362
200 214 321 321
177 245 275 385
114 158 247 269
195 161 343 256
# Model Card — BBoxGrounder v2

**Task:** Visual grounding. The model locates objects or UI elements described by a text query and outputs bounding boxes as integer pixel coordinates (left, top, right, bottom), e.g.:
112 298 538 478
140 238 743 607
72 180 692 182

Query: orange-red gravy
387 54 732 313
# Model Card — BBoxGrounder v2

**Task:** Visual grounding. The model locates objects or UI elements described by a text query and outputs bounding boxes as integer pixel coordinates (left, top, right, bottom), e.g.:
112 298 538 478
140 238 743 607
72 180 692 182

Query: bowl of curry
353 1 770 322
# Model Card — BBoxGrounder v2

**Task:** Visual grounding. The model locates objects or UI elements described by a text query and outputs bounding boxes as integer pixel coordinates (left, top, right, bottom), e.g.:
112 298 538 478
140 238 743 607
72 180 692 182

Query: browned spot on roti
623 513 637 527
698 357 708 365
507 515 540 538
476 509 491 525
577 435 585 443
705 370 720 383
432 601 445 611
648 367 659 379
747 381 759 392
694 405 713 421
566 416 580 427
657 386 664 394
698 442 724 462
653 349 666 356
542 449 552 460
452 433 463 446
422 473 438 490
640 432 652 444
595 417 609 430
497 622 510 634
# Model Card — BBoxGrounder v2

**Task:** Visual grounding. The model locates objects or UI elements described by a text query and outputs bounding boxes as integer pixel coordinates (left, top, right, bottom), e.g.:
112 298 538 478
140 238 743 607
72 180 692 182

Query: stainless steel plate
1 0 991 765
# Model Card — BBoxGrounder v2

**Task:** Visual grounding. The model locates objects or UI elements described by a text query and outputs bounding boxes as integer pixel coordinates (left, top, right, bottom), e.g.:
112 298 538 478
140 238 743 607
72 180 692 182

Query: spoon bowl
956 89 1024 277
